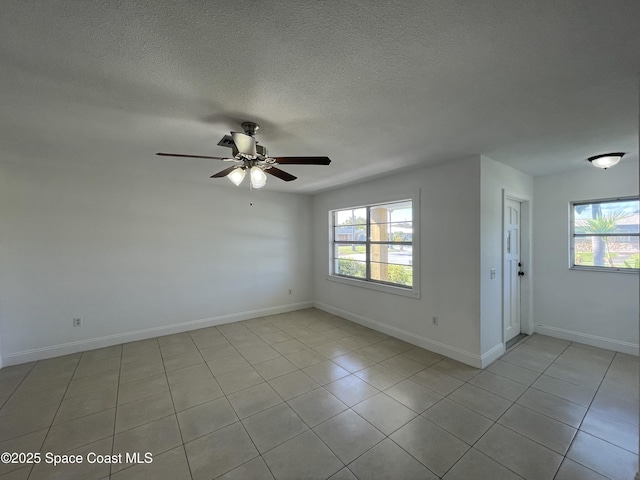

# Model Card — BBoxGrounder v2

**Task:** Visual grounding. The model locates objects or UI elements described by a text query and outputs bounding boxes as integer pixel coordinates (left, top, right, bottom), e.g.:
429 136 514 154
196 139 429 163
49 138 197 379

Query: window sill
326 274 421 298
570 266 639 274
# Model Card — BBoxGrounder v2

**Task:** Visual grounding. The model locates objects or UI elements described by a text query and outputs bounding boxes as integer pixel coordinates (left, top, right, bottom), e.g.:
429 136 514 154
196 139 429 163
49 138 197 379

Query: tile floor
0 308 637 479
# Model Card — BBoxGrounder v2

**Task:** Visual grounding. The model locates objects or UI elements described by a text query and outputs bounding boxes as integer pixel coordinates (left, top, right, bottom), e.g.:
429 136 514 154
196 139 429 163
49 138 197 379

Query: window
570 197 639 272
331 199 417 293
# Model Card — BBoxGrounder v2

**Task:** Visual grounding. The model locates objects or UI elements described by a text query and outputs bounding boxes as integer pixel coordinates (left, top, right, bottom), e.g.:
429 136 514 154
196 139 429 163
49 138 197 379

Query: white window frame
569 196 639 274
328 191 420 298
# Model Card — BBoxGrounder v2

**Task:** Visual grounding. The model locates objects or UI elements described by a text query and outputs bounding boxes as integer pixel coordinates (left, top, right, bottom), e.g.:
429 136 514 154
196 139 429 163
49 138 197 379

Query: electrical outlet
73 317 82 327
432 316 438 326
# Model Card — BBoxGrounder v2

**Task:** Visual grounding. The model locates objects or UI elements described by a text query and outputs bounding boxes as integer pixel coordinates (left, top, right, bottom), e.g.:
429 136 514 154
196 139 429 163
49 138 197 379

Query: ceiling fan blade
231 132 257 158
210 166 241 178
265 167 297 182
272 156 331 165
156 152 229 160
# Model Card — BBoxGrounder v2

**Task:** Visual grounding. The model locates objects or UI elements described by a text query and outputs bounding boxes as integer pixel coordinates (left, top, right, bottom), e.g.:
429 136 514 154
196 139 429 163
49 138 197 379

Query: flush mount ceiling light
588 152 625 170
156 122 331 189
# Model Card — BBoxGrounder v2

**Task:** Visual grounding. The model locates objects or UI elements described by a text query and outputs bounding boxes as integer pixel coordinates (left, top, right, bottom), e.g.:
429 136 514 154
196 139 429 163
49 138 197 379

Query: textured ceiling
1 0 639 193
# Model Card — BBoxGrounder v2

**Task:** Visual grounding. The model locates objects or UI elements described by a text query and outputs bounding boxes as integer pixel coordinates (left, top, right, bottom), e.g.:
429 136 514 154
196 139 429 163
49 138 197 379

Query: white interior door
504 198 521 342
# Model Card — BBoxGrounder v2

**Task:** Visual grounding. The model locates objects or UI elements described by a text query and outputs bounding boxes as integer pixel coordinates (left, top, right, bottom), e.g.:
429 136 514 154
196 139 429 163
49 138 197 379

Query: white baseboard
2 301 313 367
481 342 506 368
535 324 639 356
315 301 487 368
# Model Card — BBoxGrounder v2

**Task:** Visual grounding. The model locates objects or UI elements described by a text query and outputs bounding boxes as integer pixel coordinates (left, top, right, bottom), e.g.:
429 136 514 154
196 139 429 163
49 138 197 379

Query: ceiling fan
156 122 331 188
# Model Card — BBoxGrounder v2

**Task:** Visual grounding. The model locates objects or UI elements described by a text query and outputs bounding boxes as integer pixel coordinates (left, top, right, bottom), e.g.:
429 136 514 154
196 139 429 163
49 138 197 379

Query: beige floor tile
80 345 122 363
469 370 528 401
599 376 639 404
554 458 608 480
580 409 638 454
242 403 308 453
448 384 512 421
423 397 493 444
402 347 443 366
501 349 552 373
115 392 174 433
590 390 639 426
349 438 438 479
284 348 327 368
165 363 212 389
272 339 308 355
268 370 319 400
532 374 597 407
498 404 577 454
313 341 352 359
118 373 169 405
227 382 283 419
384 378 443 413
331 352 375 373
431 358 481 381
567 431 638 480
354 364 404 390
263 430 342 480
43 408 115 453
516 388 587 427
410 368 464 395
184 422 258 480
0 430 48 477
112 415 182 472
355 344 399 363
0 409 56 443
30 437 112 480
177 397 238 442
54 385 117 424
215 365 264 395
238 345 281 364
206 353 250 376
324 375 379 407
390 416 470 477
380 354 426 377
314 409 384 463
544 362 603 389
1 386 66 418
73 356 121 379
119 360 165 384
486 359 540 386
65 372 119 399
303 360 350 385
111 446 191 480
259 331 294 345
443 448 523 480
475 424 563 480
198 343 238 362
170 377 224 412
162 350 204 372
353 393 417 435
288 387 347 427
253 356 298 380
217 456 275 480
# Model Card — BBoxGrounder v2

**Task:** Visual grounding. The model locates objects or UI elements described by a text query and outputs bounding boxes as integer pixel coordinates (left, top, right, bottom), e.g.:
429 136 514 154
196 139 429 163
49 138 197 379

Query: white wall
313 156 485 366
480 156 534 361
533 160 639 354
0 161 314 365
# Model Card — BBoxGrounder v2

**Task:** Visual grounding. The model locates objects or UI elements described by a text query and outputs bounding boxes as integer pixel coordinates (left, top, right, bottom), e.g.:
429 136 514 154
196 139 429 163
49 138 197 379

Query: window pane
370 201 412 223
335 259 367 278
574 235 639 268
370 262 413 286
368 222 413 242
334 224 366 242
335 208 367 227
368 244 413 266
574 199 639 234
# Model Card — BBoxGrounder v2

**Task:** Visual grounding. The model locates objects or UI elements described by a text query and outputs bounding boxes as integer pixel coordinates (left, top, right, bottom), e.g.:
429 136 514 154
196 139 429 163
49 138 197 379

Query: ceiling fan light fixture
588 152 624 169
250 166 267 188
227 167 246 186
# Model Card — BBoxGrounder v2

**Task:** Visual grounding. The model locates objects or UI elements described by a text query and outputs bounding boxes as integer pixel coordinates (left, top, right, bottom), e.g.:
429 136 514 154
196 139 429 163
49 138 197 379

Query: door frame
502 190 533 342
